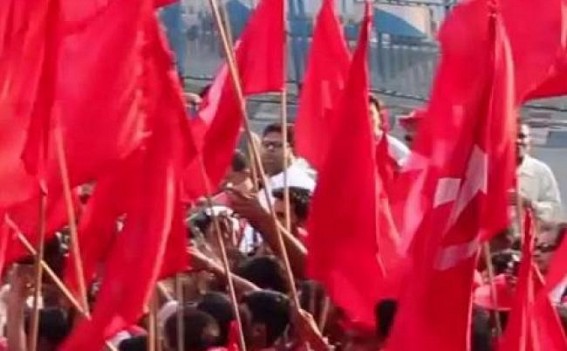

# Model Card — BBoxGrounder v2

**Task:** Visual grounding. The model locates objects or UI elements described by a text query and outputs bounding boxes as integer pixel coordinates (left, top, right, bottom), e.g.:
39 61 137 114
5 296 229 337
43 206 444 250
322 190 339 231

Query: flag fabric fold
183 0 285 200
60 8 191 351
387 1 517 350
306 2 394 328
294 0 350 171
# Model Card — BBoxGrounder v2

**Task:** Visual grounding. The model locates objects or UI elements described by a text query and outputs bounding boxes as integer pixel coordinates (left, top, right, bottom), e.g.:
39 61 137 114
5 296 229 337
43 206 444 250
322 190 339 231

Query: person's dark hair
236 256 288 293
199 84 212 98
490 249 521 276
164 306 220 351
374 299 397 341
368 94 385 112
272 187 312 223
119 335 148 351
262 123 295 148
241 291 291 346
25 308 71 347
471 307 492 351
232 149 249 173
197 292 235 346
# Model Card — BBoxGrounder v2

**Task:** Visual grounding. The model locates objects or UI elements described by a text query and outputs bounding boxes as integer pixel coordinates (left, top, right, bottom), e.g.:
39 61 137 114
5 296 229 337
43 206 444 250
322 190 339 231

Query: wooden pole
148 295 157 351
6 218 119 351
28 192 48 351
482 243 503 337
175 275 185 351
54 126 89 312
207 0 300 306
198 158 247 351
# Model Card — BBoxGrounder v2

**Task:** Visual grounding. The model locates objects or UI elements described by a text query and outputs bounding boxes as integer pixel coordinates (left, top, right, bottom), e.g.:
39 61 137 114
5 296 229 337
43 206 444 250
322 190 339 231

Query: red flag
183 0 285 200
60 10 190 351
386 2 516 350
294 0 350 170
541 226 567 298
0 0 147 209
0 0 51 207
526 56 567 100
499 0 566 102
499 212 537 351
533 268 567 351
500 211 567 351
20 0 59 181
5 191 79 264
63 155 140 299
306 3 388 328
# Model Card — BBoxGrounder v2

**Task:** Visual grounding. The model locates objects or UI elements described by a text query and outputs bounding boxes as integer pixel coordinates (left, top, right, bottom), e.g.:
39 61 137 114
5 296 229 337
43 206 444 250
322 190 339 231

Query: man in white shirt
514 123 562 223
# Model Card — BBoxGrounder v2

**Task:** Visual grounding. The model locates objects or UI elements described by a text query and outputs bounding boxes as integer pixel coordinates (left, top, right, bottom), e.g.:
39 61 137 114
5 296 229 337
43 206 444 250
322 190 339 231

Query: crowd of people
0 90 564 351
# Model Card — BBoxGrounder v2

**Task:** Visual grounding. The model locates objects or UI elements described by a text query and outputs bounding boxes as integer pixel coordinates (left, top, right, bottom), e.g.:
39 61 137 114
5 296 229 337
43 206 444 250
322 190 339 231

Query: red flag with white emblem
386 1 516 350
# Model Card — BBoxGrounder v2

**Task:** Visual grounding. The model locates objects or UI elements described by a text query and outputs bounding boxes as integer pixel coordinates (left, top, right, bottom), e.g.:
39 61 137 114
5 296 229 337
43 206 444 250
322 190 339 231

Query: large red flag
294 0 350 170
500 211 567 351
306 2 393 328
499 212 537 351
60 10 191 351
533 268 567 351
386 1 516 350
499 0 566 102
0 0 147 209
183 0 285 200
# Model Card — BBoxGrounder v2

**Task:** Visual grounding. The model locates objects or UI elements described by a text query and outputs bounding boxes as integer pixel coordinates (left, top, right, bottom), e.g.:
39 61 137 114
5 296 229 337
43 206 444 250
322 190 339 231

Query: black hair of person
272 187 312 222
164 306 221 351
236 255 288 294
24 308 71 347
262 123 295 149
240 290 291 346
374 299 398 341
119 335 148 351
232 149 249 173
197 292 235 346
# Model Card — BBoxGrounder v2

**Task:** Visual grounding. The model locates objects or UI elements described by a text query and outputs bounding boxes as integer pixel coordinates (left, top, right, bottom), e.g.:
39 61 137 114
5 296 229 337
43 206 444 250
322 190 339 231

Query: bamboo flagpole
147 295 157 351
206 0 300 306
198 159 247 351
175 275 185 351
28 192 48 351
5 218 119 351
54 124 89 312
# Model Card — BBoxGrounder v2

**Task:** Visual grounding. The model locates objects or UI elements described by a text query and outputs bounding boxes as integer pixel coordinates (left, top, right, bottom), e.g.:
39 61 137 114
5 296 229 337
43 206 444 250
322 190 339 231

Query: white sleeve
386 135 411 166
533 163 562 222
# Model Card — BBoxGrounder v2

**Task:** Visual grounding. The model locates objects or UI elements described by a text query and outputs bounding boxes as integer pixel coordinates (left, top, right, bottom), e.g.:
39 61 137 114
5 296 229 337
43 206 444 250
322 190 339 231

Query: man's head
223 150 252 189
261 123 294 176
272 187 312 231
535 223 566 274
368 95 385 136
163 306 221 351
236 255 288 294
240 291 291 350
119 336 148 351
29 308 71 351
197 292 235 346
517 123 531 165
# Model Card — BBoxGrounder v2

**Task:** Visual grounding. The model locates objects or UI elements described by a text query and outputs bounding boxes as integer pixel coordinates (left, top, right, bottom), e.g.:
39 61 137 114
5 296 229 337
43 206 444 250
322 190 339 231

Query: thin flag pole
207 0 301 306
6 218 119 351
54 124 89 312
28 192 48 351
198 158 248 351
